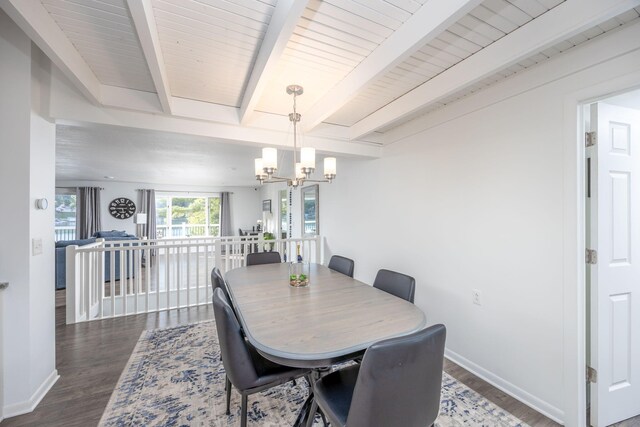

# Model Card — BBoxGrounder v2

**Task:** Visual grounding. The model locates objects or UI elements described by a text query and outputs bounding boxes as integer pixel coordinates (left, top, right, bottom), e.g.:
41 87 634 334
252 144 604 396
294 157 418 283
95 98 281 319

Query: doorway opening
584 87 640 427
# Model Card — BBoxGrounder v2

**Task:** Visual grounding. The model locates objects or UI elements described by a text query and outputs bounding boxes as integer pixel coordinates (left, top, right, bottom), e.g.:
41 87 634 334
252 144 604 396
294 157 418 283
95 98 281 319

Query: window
155 194 220 238
55 189 76 241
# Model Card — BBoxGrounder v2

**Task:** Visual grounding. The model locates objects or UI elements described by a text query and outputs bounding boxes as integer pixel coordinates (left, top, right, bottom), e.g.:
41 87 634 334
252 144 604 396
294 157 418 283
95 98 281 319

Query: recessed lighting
104 176 115 179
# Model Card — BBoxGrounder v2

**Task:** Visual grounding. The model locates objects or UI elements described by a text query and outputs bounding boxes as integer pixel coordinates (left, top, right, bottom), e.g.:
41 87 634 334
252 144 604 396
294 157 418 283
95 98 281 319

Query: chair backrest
372 269 415 303
327 255 355 277
210 267 231 301
246 251 281 266
210 267 223 292
347 324 446 427
212 288 259 391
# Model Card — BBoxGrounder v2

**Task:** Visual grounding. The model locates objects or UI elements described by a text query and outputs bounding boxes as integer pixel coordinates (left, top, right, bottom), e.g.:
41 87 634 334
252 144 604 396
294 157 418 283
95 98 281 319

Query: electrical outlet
472 289 481 306
32 238 43 256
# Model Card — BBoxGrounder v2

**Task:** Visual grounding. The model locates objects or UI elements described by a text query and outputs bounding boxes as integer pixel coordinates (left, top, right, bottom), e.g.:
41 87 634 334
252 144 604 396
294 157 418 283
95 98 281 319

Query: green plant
263 231 275 252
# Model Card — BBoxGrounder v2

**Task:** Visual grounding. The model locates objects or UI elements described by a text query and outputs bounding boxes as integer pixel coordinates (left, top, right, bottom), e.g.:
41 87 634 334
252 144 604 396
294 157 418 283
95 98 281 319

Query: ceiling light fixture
255 85 336 188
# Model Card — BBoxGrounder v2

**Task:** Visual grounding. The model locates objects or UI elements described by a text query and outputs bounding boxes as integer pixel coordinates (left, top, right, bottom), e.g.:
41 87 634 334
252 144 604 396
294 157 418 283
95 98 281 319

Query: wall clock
109 197 136 219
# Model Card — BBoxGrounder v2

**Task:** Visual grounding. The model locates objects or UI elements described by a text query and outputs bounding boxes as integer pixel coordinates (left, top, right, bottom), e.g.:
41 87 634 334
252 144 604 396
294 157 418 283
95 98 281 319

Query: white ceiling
2 0 640 184
56 124 264 185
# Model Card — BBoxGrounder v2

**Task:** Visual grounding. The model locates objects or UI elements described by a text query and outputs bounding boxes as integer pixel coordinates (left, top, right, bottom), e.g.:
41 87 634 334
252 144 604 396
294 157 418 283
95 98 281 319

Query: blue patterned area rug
99 321 529 426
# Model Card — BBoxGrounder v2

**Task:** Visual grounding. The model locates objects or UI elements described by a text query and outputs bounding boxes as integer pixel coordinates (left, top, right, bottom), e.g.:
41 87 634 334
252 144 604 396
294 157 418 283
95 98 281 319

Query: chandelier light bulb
254 158 264 177
295 162 305 179
262 147 278 171
324 157 337 177
300 147 316 169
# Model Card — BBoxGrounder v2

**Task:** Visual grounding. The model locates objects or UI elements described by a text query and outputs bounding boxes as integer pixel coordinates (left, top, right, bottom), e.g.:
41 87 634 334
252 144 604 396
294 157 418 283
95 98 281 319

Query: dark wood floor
1 290 562 427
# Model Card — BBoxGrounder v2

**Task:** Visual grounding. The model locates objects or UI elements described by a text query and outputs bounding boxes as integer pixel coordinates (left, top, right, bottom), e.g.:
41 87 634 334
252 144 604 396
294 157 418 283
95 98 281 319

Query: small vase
288 262 310 287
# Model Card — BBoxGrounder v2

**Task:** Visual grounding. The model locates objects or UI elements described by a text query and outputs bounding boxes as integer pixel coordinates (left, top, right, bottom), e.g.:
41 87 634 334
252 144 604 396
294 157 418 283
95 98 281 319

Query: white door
590 102 640 426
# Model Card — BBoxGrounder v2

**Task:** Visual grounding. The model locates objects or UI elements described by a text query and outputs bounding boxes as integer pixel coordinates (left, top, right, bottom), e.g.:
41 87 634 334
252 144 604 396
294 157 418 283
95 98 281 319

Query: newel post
65 245 80 324
214 238 223 273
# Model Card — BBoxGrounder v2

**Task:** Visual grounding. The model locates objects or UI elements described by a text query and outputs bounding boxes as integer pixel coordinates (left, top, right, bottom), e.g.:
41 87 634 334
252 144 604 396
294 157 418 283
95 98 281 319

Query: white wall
0 11 58 418
28 45 57 406
320 21 640 426
55 180 262 236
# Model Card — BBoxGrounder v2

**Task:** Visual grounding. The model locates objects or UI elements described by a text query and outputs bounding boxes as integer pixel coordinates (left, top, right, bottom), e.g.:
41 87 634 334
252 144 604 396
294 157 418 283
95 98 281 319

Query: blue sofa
55 231 139 290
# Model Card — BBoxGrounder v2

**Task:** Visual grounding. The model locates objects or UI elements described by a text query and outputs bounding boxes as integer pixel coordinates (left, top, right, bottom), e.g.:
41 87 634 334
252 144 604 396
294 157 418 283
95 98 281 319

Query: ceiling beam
350 0 640 139
238 0 309 125
302 0 483 133
48 66 381 157
127 0 172 114
1 0 101 104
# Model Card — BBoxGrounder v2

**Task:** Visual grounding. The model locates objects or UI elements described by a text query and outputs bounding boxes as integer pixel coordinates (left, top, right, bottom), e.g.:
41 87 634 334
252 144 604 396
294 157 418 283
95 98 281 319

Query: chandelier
254 85 336 188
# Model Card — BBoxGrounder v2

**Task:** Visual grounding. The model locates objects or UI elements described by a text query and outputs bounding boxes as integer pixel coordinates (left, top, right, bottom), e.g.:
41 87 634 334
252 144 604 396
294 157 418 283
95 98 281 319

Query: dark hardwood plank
2 290 214 427
2 289 601 426
443 358 560 426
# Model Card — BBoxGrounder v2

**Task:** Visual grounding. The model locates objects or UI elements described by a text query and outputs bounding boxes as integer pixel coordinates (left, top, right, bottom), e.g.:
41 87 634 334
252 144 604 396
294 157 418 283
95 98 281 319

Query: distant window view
55 194 77 241
156 195 220 238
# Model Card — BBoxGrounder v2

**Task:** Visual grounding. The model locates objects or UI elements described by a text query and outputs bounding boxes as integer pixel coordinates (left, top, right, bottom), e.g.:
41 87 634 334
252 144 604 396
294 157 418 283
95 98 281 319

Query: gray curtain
76 187 102 239
137 189 156 240
220 192 232 237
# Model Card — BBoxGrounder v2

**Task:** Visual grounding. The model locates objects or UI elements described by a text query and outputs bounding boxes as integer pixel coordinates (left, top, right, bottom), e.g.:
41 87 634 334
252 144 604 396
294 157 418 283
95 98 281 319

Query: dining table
224 262 427 426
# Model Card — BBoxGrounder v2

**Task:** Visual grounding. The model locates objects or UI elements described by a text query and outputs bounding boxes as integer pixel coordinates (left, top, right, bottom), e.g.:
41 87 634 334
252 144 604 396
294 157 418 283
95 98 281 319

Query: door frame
563 74 640 427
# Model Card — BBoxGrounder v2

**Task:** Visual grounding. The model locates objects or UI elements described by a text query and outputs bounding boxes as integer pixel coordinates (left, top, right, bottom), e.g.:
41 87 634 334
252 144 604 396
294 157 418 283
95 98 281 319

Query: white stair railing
214 235 321 273
66 235 323 324
65 238 105 324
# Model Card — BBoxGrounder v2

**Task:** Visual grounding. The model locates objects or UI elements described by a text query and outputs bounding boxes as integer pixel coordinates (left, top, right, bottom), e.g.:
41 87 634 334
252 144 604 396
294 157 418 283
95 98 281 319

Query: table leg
293 368 329 427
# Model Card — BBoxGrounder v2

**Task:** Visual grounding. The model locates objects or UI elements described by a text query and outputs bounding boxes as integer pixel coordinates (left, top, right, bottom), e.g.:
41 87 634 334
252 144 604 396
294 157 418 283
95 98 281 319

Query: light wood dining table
225 262 427 368
224 262 427 425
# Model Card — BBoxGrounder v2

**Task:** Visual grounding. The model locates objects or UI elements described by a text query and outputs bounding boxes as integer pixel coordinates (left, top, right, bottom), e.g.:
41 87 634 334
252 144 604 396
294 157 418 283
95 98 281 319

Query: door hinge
587 366 597 383
586 249 598 265
585 131 597 147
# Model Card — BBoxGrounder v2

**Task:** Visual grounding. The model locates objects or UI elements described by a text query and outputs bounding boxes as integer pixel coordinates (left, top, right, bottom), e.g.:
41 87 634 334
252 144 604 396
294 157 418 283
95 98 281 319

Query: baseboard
445 349 565 424
3 369 59 419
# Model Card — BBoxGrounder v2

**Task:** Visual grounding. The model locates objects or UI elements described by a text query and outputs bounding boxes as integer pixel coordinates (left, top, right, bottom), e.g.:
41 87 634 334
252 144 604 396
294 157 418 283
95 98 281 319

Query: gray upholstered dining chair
211 267 232 302
312 324 446 427
327 255 355 277
246 251 281 266
372 269 416 303
212 288 309 427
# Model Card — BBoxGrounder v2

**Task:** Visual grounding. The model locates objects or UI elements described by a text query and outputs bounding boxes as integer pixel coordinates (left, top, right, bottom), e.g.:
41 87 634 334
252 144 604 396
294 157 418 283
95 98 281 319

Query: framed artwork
262 199 272 213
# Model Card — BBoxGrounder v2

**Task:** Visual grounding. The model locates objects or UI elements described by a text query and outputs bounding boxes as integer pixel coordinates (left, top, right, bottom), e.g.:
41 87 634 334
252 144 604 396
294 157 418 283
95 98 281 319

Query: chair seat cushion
314 364 360 427
247 344 307 390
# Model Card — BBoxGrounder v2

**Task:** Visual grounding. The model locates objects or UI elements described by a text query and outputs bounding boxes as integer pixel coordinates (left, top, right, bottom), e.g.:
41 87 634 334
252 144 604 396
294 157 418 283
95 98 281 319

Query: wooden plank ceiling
16 0 640 142
40 0 155 92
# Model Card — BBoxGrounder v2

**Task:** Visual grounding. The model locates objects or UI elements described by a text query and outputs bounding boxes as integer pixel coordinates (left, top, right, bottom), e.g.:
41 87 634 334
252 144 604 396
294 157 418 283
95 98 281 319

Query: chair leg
305 374 313 388
241 394 248 427
319 408 328 427
305 398 319 427
225 376 232 415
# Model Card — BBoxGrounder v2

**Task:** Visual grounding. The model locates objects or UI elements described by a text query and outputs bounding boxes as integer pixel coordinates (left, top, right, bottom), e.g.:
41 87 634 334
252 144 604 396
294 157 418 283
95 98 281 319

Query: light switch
32 238 43 256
